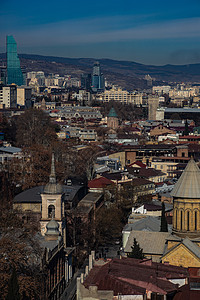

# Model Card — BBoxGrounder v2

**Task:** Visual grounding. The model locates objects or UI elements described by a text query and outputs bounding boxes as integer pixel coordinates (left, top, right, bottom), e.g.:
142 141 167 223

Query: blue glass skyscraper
6 35 24 86
91 62 105 92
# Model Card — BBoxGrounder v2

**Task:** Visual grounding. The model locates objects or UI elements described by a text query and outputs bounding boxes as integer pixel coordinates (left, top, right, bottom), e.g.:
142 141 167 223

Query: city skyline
1 0 200 65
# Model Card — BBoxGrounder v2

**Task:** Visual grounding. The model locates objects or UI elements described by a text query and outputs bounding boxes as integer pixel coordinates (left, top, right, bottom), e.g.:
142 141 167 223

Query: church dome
43 182 63 194
45 219 60 236
108 107 118 118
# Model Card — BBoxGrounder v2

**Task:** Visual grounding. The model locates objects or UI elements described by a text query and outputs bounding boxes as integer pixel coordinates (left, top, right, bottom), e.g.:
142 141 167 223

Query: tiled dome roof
108 107 118 118
171 159 200 198
46 219 60 235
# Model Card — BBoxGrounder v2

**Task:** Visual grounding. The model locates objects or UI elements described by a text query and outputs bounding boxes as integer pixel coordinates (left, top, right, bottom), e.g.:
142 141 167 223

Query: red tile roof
84 258 188 296
128 161 146 168
88 176 114 188
173 284 200 300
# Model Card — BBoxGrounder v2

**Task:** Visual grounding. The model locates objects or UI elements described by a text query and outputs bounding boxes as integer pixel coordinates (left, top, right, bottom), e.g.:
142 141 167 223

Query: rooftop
88 176 114 188
171 159 200 198
108 107 118 118
83 258 188 296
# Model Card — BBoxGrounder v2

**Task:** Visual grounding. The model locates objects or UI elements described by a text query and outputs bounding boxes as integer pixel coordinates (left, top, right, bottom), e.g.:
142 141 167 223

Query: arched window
180 211 183 230
187 211 190 231
195 211 197 231
48 205 55 218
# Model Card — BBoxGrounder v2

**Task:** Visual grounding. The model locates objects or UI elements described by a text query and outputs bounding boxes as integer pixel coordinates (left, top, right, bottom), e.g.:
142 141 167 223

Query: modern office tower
81 73 91 91
6 35 24 86
91 62 105 92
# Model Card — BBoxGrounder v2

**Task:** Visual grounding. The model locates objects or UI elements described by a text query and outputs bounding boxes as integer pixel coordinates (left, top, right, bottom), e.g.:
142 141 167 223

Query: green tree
183 119 189 136
128 238 145 259
6 267 21 300
160 202 168 232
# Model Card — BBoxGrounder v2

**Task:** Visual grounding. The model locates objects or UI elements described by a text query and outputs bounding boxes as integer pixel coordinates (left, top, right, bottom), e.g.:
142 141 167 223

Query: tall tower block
6 35 24 86
148 95 159 120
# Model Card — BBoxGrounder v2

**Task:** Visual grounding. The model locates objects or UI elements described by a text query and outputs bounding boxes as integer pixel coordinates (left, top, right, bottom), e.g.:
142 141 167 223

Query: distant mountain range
1 53 200 90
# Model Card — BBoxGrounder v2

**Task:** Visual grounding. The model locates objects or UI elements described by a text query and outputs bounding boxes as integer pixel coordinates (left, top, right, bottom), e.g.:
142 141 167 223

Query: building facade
91 62 105 92
6 35 24 86
0 84 17 108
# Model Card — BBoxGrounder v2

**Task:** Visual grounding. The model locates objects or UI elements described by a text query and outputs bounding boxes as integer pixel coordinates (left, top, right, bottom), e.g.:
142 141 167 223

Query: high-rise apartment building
81 73 91 91
0 84 17 108
17 86 32 108
0 66 7 85
6 35 24 86
91 62 105 92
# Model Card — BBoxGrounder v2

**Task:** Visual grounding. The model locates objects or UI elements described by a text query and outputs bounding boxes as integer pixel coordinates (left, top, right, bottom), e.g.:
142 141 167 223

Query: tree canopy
127 238 145 259
15 108 58 148
160 202 168 232
6 267 20 300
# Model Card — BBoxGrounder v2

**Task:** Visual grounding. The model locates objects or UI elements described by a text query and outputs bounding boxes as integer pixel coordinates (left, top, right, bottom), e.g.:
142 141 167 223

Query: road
61 259 88 300
61 243 120 299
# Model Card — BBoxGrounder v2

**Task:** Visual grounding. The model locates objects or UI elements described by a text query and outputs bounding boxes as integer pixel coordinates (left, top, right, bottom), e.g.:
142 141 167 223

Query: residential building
0 66 7 85
17 86 32 108
77 255 188 300
79 129 97 142
0 84 17 108
0 145 21 164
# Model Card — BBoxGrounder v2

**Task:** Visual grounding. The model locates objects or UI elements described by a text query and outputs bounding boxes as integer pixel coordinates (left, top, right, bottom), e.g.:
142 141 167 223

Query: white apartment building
103 87 129 103
97 86 143 105
152 86 171 95
0 85 17 108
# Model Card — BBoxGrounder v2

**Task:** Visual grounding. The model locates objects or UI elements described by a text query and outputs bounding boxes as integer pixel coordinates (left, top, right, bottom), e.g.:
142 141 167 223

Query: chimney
89 254 93 271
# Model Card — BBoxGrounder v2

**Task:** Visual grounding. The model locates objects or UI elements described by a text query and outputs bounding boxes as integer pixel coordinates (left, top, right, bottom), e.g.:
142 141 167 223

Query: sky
1 0 200 65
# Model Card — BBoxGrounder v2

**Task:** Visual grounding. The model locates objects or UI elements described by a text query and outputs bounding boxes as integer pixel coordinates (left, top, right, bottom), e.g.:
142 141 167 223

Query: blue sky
1 0 200 65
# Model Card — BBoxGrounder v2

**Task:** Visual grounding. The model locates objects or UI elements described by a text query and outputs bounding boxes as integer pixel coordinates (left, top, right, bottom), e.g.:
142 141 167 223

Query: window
48 205 55 218
180 211 183 230
195 211 197 231
187 211 190 231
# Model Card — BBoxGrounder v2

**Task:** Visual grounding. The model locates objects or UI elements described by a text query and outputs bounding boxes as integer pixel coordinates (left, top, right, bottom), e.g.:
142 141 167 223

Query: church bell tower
40 153 65 239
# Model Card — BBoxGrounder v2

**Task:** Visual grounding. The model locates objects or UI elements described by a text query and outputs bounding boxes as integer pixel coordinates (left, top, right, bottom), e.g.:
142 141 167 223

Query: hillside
1 53 200 90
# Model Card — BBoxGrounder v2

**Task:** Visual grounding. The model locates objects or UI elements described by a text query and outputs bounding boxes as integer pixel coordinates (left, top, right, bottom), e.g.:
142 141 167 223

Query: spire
43 152 63 194
49 152 56 184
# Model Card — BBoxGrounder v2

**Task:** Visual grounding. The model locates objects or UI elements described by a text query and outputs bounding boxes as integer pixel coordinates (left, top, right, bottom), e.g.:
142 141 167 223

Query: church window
48 205 55 218
187 211 190 231
180 211 183 230
195 211 197 231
